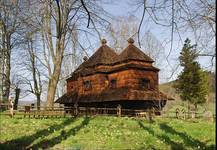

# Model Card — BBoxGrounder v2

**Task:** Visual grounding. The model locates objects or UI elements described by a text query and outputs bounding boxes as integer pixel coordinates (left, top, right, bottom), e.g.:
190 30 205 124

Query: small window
110 79 117 88
83 81 92 91
140 78 150 90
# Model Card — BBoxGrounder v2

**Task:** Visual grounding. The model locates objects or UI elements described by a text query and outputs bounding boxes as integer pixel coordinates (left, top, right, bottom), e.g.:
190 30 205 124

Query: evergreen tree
175 38 209 111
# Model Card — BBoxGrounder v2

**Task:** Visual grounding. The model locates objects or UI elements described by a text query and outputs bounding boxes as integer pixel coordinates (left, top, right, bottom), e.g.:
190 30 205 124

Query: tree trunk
44 0 66 109
4 33 11 101
194 104 197 110
187 101 190 119
46 80 56 108
0 27 11 102
0 24 6 102
46 62 62 108
36 93 41 110
5 57 10 101
0 48 3 101
14 88 20 110
194 104 197 118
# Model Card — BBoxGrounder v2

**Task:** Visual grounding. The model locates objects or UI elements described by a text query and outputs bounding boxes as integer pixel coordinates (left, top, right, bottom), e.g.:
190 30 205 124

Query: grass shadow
0 117 76 150
159 123 215 150
29 116 91 149
137 121 185 150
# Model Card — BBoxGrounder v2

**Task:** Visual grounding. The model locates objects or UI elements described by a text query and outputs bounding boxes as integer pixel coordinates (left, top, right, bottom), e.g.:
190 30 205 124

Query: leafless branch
166 0 175 64
137 0 146 48
80 0 91 28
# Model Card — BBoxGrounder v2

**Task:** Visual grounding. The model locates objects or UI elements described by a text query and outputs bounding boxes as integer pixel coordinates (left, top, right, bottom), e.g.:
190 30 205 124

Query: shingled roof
55 88 174 104
68 38 156 81
68 63 160 81
75 39 118 72
116 38 154 63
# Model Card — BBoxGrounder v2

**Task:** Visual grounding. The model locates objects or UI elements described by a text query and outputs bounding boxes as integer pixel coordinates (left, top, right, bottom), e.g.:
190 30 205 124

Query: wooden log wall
108 69 158 90
66 60 159 97
67 69 158 95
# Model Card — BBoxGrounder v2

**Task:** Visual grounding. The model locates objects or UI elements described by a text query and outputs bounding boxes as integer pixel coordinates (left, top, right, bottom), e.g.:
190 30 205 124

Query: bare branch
137 0 146 48
166 0 175 63
80 0 91 28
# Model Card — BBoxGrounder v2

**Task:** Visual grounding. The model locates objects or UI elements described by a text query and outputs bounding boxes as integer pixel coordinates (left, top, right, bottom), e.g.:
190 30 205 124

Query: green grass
0 115 215 150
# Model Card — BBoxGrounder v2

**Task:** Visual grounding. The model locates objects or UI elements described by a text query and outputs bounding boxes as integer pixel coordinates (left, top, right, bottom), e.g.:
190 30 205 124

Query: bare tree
107 16 138 53
132 0 215 73
140 31 165 67
34 0 111 107
25 34 43 110
135 0 215 46
0 0 22 102
12 28 44 110
107 16 165 67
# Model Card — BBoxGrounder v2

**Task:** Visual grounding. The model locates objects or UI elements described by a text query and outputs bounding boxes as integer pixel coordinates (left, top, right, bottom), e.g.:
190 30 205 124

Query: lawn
0 115 215 150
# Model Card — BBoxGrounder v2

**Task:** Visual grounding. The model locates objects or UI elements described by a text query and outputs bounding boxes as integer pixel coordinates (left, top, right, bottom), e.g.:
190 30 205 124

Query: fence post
176 108 180 119
182 109 186 120
85 107 88 117
146 109 153 122
71 107 74 117
74 103 78 117
9 99 14 118
117 104 121 117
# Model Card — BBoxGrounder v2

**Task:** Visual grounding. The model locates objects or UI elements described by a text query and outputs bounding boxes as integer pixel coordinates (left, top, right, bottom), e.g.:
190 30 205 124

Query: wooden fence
0 104 215 120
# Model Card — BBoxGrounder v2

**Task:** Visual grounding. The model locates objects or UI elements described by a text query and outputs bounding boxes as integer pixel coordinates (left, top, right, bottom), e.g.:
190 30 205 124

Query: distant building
56 38 173 112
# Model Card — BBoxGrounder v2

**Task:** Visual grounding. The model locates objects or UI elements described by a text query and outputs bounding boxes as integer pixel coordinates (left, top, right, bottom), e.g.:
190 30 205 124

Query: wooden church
56 38 173 112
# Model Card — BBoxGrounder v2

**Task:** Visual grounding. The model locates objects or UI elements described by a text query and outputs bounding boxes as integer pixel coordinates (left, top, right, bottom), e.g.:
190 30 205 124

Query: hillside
0 116 215 149
159 71 216 112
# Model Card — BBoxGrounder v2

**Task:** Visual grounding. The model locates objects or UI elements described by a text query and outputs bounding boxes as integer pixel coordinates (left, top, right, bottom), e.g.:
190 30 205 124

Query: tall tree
37 0 110 107
0 0 28 102
0 0 21 102
24 34 43 110
175 38 209 112
7 1 47 109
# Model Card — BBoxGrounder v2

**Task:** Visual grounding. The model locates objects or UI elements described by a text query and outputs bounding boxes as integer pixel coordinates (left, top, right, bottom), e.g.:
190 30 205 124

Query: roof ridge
116 44 154 63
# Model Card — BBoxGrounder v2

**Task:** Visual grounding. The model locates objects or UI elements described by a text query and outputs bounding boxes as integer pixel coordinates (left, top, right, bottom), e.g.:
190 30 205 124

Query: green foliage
179 38 198 68
174 38 209 107
0 116 215 150
160 71 215 113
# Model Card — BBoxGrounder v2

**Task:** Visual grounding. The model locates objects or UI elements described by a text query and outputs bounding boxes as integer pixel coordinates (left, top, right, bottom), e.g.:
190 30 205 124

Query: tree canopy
175 38 209 109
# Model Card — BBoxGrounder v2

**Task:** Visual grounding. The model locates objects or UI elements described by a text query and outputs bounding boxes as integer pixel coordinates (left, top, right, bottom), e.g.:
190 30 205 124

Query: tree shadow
159 123 215 150
29 116 91 149
137 144 157 150
0 117 76 150
137 121 186 150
